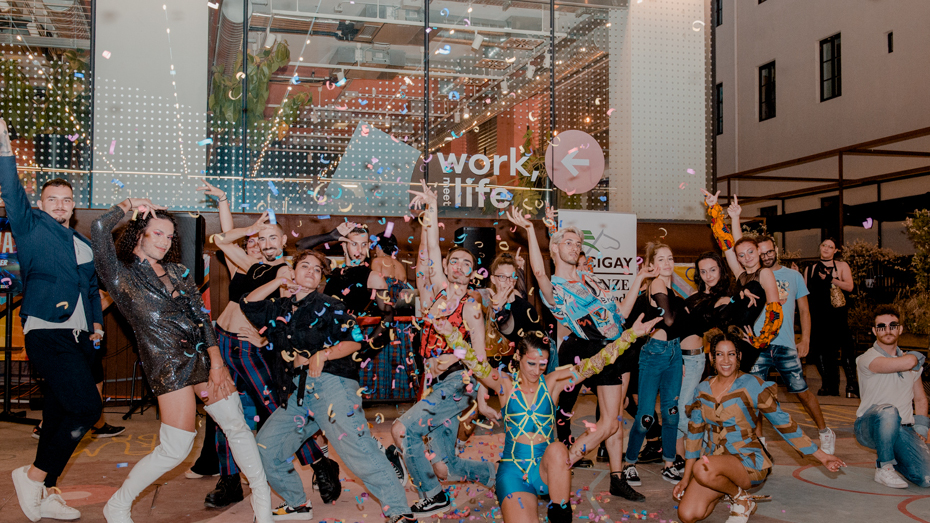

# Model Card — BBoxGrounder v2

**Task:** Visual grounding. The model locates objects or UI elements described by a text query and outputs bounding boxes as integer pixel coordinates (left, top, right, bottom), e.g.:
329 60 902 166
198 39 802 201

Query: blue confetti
268 208 277 225
111 178 124 188
197 138 213 146
268 181 279 196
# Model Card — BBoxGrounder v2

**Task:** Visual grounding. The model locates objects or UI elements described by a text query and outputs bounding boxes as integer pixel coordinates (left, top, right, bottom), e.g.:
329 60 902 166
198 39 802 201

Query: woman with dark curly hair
92 198 272 523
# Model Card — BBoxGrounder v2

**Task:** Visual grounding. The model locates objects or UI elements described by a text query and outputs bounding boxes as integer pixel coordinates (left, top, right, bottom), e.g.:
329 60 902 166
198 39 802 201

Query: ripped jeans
624 337 683 464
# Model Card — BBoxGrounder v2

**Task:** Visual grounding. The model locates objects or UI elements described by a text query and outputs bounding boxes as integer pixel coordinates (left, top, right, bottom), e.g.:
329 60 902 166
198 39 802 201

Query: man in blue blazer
1 118 105 522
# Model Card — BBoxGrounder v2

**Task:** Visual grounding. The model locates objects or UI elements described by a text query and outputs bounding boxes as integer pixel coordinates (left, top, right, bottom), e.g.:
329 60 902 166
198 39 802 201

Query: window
715 83 723 135
759 61 776 121
888 32 894 53
820 34 841 101
713 0 722 27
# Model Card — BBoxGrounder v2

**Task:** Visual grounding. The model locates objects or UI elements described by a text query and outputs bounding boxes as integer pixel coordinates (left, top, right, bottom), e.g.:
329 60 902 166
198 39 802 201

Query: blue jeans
398 370 495 498
750 343 808 393
625 337 683 464
256 373 409 516
677 354 705 438
854 404 930 487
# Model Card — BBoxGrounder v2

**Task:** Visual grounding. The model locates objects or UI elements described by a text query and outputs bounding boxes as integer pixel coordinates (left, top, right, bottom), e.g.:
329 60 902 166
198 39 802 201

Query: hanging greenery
208 41 310 149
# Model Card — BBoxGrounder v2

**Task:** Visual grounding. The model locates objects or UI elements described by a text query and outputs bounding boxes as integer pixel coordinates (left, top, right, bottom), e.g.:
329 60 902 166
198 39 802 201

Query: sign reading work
557 210 637 297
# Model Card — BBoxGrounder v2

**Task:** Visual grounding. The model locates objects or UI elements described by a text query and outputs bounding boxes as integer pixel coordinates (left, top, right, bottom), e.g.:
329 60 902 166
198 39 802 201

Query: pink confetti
687 168 696 174
200 391 208 397
292 230 299 237
607 108 615 116
102 50 111 59
384 222 394 238
109 140 116 154
679 182 688 189
253 415 260 422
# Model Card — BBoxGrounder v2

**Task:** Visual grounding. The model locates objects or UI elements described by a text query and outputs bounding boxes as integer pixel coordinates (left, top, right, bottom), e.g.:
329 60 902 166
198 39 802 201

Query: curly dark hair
115 210 182 265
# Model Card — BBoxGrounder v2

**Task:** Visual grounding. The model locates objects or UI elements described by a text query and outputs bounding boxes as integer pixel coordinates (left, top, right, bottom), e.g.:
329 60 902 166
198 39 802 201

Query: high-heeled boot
104 424 196 523
205 394 273 523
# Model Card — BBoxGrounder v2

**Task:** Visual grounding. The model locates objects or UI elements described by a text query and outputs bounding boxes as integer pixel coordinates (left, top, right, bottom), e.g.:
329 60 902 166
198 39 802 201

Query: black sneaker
661 466 682 484
388 515 417 523
204 474 244 508
610 471 645 502
271 501 313 520
623 465 642 486
637 443 663 464
596 442 608 463
91 423 126 438
673 455 686 475
410 491 451 517
385 444 409 487
311 457 341 504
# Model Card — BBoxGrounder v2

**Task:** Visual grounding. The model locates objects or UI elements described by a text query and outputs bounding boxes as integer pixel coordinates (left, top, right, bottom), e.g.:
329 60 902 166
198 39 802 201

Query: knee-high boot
103 424 196 523
205 393 273 523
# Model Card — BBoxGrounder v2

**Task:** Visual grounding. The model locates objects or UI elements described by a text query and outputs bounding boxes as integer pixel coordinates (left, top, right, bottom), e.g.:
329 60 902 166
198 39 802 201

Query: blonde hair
551 227 584 248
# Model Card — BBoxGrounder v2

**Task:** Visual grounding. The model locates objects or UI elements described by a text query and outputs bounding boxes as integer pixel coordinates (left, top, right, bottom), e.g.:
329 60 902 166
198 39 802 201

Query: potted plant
207 40 310 184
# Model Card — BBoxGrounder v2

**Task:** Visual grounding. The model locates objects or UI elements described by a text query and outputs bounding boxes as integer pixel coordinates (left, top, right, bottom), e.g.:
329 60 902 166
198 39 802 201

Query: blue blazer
0 156 103 326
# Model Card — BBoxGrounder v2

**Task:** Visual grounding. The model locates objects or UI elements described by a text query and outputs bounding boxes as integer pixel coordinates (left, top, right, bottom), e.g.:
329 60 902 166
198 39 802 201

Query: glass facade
1 0 713 221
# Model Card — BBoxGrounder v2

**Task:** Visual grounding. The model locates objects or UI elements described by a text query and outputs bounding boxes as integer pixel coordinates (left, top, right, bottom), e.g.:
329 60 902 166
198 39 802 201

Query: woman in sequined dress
91 199 272 523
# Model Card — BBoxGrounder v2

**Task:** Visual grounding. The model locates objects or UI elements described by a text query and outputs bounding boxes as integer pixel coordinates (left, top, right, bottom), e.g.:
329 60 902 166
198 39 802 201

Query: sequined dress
91 206 217 395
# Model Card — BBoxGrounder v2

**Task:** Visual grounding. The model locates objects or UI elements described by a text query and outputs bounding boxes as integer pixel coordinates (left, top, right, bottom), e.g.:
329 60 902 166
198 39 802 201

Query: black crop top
323 264 375 316
645 288 687 340
229 262 284 303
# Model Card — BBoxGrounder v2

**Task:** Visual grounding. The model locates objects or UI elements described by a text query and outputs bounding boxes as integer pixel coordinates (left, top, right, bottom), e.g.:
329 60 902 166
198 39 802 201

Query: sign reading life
544 130 605 194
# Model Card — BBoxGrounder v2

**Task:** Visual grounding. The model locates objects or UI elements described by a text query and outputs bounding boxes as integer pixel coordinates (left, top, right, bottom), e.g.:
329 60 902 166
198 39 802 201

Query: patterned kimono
685 372 817 485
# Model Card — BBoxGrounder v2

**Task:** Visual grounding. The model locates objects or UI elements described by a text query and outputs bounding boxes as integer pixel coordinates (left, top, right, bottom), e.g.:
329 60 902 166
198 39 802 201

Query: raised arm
295 221 359 250
0 119 37 234
616 266 655 319
728 195 743 242
506 206 553 305
415 225 433 299
213 211 270 270
197 178 237 274
650 278 678 328
409 180 446 291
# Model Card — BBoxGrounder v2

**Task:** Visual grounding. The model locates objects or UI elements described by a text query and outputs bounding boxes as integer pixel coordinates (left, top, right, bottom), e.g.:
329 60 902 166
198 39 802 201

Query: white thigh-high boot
103 424 195 523
205 393 273 523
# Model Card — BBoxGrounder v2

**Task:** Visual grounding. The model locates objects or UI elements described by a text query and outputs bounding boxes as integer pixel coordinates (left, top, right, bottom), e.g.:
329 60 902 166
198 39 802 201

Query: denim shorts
750 344 808 393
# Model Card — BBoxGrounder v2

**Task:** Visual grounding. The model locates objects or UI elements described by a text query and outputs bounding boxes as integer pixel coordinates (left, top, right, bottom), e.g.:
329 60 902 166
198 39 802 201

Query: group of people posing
3 116 927 523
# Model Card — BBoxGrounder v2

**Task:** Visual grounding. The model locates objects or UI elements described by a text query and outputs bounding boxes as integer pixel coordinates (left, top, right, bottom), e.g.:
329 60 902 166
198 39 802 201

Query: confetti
101 50 111 59
687 168 696 174
268 208 277 225
448 91 460 101
863 217 874 229
435 45 452 55
109 140 117 154
56 301 69 309
116 463 128 468
384 222 394 238
679 182 688 189
197 138 213 146
111 178 124 189
692 20 705 31
268 181 279 196
607 108 616 116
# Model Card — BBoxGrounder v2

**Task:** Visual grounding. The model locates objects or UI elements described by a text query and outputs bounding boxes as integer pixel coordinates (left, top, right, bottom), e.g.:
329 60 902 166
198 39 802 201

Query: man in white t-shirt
855 305 930 488
750 236 836 454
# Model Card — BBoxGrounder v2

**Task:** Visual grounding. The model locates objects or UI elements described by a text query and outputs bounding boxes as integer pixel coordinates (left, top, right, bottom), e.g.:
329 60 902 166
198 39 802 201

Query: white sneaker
819 428 836 455
874 465 908 489
12 465 44 522
41 489 81 520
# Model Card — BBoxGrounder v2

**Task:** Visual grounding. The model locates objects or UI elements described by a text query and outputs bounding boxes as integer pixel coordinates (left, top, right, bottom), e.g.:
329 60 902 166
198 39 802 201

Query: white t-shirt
856 346 922 425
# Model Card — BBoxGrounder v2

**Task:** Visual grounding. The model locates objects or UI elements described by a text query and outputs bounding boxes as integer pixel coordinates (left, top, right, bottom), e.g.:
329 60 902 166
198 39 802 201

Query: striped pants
216 326 323 475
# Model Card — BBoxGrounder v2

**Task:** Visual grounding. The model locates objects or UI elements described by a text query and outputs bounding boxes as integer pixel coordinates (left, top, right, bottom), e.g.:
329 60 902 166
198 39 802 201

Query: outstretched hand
817 451 847 473
126 198 166 220
630 313 663 338
197 178 226 201
727 195 742 219
335 221 362 242
701 188 720 207
506 206 532 230
408 179 437 210
247 210 271 235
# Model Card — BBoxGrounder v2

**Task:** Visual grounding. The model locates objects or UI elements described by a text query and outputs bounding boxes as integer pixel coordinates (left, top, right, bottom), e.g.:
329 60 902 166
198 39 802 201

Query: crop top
228 262 283 304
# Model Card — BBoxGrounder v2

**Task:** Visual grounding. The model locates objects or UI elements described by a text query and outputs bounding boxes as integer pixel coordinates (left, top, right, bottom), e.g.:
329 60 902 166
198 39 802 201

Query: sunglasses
874 322 901 331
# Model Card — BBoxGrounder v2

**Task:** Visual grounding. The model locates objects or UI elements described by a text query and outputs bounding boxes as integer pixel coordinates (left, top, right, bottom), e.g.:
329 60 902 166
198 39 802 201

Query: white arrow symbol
562 149 589 176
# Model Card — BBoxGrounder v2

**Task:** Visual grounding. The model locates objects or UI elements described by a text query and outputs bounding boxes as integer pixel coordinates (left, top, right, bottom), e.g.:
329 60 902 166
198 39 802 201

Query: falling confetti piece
607 108 616 116
687 168 696 175
268 208 277 225
56 301 69 309
679 182 688 189
692 20 705 31
197 138 213 146
111 178 124 188
268 180 279 196
436 45 452 55
101 50 111 59
863 217 874 229
109 140 117 154
384 222 394 238
359 99 368 105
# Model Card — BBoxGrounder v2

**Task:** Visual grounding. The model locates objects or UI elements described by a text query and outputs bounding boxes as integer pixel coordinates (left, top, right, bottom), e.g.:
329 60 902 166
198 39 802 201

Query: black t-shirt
323 264 375 316
240 292 360 383
228 262 284 303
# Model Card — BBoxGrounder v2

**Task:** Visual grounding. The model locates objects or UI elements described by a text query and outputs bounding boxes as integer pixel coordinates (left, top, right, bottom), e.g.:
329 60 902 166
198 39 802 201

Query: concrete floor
1 366 928 523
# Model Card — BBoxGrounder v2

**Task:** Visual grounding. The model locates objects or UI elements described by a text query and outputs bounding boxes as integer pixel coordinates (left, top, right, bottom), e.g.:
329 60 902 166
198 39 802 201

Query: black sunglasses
874 322 901 331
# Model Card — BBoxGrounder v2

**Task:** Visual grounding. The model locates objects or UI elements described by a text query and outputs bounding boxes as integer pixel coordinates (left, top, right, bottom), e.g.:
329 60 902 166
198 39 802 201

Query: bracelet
94 329 105 337
218 196 228 202
210 365 225 370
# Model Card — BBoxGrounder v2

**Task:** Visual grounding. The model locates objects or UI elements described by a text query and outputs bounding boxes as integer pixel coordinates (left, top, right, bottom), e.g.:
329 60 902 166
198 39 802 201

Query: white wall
715 0 930 255
92 0 208 210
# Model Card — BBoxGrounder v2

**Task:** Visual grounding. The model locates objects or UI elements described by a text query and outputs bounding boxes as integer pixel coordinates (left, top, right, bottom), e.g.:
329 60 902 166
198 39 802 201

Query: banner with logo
557 210 637 297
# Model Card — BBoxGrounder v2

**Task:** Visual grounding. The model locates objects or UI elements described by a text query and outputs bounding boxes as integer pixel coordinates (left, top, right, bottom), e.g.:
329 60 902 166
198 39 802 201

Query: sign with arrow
544 130 605 194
